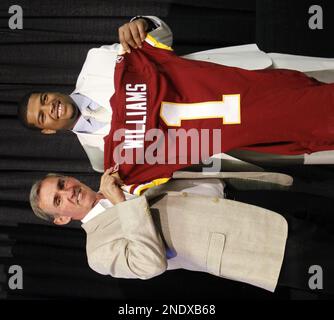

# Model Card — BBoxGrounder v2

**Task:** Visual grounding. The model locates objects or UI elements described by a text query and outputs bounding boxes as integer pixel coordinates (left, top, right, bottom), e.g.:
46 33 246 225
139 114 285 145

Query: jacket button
212 197 220 203
181 192 188 197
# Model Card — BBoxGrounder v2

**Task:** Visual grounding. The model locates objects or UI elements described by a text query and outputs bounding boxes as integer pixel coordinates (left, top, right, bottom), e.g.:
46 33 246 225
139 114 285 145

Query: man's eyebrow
52 179 62 207
56 178 62 190
52 194 57 207
36 93 43 126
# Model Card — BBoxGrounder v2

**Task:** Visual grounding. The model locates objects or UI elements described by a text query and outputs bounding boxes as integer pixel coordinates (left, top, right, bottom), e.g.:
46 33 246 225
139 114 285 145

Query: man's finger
136 21 147 42
111 172 124 185
109 176 117 185
124 30 137 49
119 29 131 53
110 164 119 174
105 167 113 174
129 23 142 48
101 168 112 181
104 175 117 187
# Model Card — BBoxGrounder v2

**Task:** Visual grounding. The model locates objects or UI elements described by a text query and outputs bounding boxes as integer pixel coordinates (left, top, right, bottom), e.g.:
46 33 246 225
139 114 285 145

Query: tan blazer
82 171 290 292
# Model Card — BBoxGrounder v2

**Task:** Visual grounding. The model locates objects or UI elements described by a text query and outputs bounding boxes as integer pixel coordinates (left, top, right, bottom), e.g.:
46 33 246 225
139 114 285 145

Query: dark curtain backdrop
0 0 333 300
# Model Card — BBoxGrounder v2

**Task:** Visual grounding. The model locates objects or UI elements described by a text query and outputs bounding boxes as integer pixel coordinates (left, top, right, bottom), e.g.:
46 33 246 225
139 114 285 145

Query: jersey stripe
132 177 171 195
145 34 173 51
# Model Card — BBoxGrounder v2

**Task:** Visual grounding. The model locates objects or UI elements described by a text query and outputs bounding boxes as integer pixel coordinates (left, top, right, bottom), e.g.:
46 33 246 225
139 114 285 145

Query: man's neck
68 96 82 130
90 192 105 209
96 192 105 201
69 109 82 130
80 192 106 222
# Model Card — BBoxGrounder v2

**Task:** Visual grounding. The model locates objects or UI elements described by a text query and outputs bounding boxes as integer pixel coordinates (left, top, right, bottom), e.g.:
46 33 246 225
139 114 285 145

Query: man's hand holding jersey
99 167 125 205
118 18 149 53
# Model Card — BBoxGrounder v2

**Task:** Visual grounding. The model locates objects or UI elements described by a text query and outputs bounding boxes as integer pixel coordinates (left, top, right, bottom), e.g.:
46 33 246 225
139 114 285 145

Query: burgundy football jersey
104 35 334 194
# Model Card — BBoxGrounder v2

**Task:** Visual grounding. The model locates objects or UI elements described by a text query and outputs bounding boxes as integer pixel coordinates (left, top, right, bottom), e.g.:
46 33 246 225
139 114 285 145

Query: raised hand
99 167 125 205
118 18 149 53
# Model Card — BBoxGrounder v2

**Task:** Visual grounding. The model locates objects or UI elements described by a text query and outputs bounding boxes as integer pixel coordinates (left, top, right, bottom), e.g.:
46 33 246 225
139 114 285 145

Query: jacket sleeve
88 196 168 279
134 15 173 47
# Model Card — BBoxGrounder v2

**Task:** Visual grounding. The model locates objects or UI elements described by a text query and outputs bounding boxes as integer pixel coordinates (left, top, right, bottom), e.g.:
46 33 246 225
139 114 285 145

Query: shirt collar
70 93 91 112
81 198 113 224
70 93 90 132
71 114 92 133
70 93 108 133
81 193 137 224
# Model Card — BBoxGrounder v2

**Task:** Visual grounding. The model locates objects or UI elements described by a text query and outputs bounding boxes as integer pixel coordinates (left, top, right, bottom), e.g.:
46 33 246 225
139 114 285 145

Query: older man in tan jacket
29 170 334 294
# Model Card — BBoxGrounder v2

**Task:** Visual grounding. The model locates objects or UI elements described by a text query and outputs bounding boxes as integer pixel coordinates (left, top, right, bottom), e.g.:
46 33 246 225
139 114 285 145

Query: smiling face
38 176 99 224
26 92 79 132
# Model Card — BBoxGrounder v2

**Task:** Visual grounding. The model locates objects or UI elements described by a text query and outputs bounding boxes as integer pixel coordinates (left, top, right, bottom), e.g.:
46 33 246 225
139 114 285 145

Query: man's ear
41 129 57 134
53 216 71 225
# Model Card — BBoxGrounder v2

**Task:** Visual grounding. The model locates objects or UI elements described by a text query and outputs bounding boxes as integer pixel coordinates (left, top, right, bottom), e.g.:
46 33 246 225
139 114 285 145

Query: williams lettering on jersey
124 83 147 150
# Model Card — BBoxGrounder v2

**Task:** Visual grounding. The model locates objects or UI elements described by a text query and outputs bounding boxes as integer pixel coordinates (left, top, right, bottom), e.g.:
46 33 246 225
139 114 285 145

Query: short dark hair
18 91 40 129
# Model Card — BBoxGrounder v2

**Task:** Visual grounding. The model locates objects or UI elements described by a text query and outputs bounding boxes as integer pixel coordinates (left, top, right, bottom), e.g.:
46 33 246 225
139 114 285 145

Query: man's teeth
77 189 82 204
57 103 63 118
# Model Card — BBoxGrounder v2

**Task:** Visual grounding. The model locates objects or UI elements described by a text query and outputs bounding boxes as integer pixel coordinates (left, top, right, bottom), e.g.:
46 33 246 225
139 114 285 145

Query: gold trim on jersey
145 34 173 51
133 177 171 195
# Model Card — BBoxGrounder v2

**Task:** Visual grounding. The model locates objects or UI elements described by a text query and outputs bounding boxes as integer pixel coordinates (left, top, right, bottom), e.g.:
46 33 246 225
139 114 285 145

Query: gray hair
30 173 65 222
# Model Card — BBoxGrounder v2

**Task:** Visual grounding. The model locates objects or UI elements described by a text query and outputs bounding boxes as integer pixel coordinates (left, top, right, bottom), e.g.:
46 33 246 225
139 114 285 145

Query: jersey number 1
160 94 241 126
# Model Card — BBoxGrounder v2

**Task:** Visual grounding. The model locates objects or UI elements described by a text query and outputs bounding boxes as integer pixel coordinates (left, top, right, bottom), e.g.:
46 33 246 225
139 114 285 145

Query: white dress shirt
81 192 137 224
71 93 110 134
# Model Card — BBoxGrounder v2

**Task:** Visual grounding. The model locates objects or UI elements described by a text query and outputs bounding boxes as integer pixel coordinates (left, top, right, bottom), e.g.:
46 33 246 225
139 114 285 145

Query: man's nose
59 188 74 200
41 101 54 114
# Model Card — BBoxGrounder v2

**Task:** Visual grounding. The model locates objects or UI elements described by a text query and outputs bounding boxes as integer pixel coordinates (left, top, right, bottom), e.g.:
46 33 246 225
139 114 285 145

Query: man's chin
70 103 80 120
